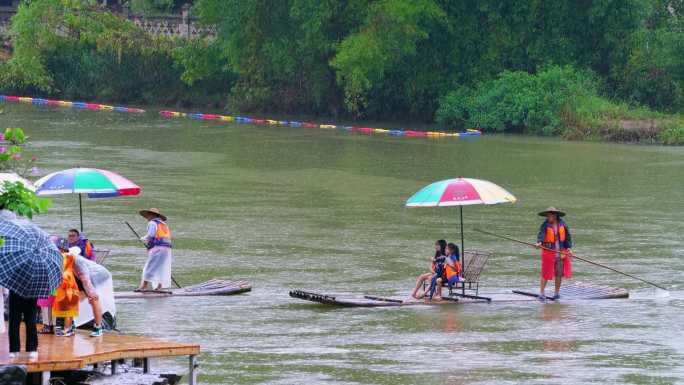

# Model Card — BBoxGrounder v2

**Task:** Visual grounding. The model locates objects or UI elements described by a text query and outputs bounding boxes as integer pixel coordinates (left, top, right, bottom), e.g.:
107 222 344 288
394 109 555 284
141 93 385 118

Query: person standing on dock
136 208 172 291
535 207 573 301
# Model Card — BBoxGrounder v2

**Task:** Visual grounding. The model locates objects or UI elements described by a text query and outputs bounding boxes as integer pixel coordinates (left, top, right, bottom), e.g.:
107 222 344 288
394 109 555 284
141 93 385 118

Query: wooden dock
0 326 200 385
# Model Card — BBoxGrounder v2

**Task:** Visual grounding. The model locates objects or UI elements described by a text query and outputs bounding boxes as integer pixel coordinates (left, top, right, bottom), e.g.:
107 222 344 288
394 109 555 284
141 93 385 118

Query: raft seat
95 249 111 265
446 250 491 301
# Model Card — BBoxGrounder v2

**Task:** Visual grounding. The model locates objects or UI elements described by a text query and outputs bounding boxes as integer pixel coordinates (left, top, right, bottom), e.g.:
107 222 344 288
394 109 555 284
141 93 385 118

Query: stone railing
126 10 215 39
123 5 216 39
0 7 215 39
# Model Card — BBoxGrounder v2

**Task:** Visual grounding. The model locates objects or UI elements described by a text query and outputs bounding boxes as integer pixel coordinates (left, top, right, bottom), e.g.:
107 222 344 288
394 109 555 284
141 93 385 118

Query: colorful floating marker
0 94 481 139
158 110 482 139
0 95 146 114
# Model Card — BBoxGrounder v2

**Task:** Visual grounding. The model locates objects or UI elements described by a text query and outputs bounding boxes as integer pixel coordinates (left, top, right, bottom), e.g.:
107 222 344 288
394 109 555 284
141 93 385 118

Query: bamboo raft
289 282 629 307
115 279 251 299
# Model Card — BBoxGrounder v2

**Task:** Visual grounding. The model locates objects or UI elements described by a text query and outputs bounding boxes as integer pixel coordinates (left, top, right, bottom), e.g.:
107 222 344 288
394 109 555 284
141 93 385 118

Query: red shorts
541 249 572 280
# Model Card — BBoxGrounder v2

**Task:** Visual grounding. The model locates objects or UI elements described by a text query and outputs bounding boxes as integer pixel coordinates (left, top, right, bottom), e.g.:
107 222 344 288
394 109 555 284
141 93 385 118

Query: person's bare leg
434 278 443 300
63 317 72 330
41 307 51 326
554 277 562 296
91 299 103 326
137 280 150 291
540 277 547 297
412 273 430 299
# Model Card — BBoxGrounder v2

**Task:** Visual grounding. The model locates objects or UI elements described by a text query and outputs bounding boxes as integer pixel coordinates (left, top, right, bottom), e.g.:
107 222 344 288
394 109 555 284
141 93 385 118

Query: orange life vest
84 240 93 259
150 218 172 248
445 256 461 280
544 224 567 243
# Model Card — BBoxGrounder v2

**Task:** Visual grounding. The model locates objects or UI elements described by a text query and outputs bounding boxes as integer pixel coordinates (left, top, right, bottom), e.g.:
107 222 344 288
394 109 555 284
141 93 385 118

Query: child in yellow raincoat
52 244 80 337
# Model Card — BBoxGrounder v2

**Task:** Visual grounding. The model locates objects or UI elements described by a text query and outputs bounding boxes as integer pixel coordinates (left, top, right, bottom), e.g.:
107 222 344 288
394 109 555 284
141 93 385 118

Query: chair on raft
95 249 111 265
445 250 492 301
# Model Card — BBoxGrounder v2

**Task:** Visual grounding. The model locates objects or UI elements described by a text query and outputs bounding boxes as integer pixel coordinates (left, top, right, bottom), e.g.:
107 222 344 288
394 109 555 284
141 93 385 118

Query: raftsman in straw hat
139 208 167 221
538 206 566 217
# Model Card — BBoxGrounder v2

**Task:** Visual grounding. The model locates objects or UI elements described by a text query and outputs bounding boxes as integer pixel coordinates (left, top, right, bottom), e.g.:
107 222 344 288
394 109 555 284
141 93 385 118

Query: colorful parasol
35 168 141 231
406 178 517 264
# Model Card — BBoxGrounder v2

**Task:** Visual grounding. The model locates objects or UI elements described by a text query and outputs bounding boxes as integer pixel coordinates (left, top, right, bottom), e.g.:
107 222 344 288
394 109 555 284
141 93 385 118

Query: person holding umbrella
136 208 172 291
0 179 62 356
535 207 573 301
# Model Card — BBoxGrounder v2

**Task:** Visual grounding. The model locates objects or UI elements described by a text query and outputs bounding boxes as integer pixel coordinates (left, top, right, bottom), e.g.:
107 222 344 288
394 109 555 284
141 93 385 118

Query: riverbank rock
602 119 660 143
566 119 662 143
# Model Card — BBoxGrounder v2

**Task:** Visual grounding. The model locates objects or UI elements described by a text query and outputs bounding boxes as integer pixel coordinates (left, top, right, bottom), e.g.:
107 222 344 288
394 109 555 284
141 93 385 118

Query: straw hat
538 206 566 217
139 208 167 221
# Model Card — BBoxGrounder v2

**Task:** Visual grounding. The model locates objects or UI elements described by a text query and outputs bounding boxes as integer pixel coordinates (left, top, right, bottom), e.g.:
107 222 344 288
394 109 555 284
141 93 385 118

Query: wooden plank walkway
0 325 200 384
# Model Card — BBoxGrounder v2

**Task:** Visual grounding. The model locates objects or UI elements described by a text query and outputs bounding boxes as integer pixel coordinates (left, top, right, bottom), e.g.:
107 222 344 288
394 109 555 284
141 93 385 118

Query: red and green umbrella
35 167 141 231
406 178 517 264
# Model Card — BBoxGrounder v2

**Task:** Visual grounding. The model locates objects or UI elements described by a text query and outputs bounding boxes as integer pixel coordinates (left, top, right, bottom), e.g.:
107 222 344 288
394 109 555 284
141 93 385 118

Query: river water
2 103 684 385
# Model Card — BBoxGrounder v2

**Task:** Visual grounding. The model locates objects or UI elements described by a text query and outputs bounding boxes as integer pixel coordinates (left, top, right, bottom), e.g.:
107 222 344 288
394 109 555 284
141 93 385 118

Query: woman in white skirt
136 208 172 291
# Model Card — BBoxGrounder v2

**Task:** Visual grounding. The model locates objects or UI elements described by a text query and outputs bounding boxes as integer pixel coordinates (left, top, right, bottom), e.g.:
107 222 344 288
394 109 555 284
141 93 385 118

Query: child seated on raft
434 243 461 299
411 240 447 299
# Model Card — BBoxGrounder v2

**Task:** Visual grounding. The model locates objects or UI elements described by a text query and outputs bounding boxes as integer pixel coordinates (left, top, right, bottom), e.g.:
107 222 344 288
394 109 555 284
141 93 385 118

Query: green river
2 103 684 384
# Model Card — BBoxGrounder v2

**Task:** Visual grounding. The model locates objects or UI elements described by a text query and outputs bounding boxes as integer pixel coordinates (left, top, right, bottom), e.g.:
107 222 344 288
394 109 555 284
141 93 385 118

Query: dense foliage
0 0 230 106
0 127 39 175
436 66 599 136
3 0 684 141
0 128 52 218
0 181 51 219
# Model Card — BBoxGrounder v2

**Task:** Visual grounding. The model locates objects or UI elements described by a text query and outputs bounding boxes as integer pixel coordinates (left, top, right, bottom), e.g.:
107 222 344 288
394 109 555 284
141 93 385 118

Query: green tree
331 0 445 116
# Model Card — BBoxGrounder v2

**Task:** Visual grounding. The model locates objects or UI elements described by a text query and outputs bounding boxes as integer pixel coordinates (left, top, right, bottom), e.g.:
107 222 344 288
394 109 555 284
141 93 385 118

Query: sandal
39 324 54 334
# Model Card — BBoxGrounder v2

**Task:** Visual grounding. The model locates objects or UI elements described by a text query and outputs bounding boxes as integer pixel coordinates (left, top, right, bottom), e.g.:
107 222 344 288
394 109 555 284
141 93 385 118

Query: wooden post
41 371 50 385
111 360 118 375
143 357 150 374
188 355 198 385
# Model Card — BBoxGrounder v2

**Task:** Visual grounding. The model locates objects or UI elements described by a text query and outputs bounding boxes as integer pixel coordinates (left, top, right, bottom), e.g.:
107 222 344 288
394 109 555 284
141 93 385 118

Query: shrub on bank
436 65 684 144
658 122 684 145
435 65 598 136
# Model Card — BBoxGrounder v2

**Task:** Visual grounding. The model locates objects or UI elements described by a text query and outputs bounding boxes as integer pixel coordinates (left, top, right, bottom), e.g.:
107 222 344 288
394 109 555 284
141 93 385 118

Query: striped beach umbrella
35 168 141 231
406 178 516 262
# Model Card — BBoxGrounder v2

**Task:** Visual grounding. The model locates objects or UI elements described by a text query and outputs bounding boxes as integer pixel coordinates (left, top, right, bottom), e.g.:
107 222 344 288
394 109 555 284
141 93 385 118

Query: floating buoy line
0 95 482 139
159 110 481 139
0 95 145 113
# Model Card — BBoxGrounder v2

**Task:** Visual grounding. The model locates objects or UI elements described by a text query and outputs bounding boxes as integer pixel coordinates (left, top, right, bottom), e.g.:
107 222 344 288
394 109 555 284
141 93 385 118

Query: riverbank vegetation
3 0 684 143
